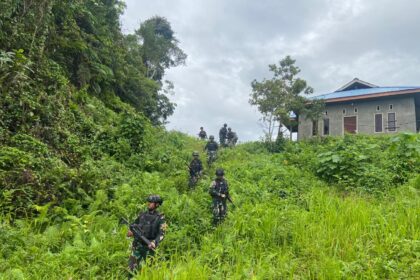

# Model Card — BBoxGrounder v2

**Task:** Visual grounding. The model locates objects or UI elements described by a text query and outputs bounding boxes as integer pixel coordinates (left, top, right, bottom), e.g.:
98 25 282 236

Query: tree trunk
276 122 283 141
289 125 293 141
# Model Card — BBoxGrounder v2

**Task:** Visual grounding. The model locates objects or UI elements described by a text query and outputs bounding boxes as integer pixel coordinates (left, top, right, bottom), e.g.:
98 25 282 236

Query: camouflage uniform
189 158 203 177
209 178 229 225
128 209 167 273
227 130 238 146
219 126 227 146
198 130 207 140
204 140 219 152
204 139 219 165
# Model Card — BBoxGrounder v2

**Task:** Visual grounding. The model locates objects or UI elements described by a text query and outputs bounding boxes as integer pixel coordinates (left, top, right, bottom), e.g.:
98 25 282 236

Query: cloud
121 0 420 141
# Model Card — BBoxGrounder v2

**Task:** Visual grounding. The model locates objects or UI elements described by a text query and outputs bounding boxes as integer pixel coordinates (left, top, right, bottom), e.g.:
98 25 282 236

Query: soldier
232 131 238 145
204 135 219 166
188 151 203 188
209 168 231 225
227 128 238 147
198 127 207 140
219 123 228 147
127 195 167 276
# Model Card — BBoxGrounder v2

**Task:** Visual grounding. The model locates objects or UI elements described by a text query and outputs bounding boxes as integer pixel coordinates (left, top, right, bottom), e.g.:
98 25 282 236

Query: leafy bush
313 134 419 191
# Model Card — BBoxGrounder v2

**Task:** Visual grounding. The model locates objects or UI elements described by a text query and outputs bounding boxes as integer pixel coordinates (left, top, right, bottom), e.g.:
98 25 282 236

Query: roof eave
324 88 420 103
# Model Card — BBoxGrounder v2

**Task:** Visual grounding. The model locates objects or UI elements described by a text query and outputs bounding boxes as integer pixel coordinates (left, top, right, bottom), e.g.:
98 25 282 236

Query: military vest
206 142 218 151
137 211 161 239
190 159 202 172
214 179 228 195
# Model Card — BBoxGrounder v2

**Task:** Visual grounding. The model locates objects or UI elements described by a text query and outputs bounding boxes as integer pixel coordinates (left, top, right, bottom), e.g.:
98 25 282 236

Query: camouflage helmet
200 127 203 129
223 123 227 127
146 194 163 205
192 151 199 156
228 127 232 131
215 168 224 176
209 135 215 140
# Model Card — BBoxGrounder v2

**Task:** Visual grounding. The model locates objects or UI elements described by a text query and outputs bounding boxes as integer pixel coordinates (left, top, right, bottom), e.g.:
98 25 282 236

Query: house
297 78 420 139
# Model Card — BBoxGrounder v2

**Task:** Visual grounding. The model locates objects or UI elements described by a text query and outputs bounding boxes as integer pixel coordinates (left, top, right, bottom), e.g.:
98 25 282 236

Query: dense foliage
0 0 187 218
1 132 419 279
1 1 419 279
0 0 183 126
285 133 420 192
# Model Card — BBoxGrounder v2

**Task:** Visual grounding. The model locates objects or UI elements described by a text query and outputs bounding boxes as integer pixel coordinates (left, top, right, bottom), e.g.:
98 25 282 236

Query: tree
0 1 184 126
136 16 187 81
250 56 324 141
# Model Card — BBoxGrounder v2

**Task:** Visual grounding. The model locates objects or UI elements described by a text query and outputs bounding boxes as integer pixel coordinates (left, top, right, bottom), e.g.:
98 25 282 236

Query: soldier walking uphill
204 135 219 166
127 195 167 277
188 151 203 188
209 168 231 225
219 123 228 147
198 127 207 140
226 128 238 147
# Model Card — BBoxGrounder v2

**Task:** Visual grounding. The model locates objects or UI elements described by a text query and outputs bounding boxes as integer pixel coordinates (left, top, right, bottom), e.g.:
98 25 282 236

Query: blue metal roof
311 86 420 100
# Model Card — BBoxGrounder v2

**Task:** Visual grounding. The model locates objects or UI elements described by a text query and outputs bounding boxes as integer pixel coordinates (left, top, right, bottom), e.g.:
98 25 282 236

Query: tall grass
1 135 419 279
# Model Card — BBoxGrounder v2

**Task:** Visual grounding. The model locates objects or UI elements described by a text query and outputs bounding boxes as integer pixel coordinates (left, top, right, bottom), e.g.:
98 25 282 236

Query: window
343 109 346 114
344 116 357 134
375 114 383 132
325 110 328 115
389 104 393 110
388 112 396 131
354 108 358 113
312 120 318 136
323 119 330 135
376 105 380 111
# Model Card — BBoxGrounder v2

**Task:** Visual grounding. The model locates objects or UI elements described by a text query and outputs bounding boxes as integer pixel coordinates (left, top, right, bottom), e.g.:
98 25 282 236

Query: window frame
374 113 383 133
323 118 330 136
387 112 397 132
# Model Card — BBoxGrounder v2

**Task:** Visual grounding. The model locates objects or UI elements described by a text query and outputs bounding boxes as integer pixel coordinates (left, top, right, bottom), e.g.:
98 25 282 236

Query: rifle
120 217 154 249
185 162 193 172
226 195 235 208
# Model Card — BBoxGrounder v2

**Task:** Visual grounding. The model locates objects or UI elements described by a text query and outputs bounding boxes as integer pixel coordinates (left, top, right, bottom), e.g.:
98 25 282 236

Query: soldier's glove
148 241 156 250
127 230 133 238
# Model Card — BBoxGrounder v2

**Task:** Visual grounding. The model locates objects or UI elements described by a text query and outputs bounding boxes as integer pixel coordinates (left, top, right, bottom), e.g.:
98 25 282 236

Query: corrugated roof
311 86 420 100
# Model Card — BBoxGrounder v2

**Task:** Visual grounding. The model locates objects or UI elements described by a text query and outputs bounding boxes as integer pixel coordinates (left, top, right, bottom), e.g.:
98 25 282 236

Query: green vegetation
1 133 419 279
1 1 419 279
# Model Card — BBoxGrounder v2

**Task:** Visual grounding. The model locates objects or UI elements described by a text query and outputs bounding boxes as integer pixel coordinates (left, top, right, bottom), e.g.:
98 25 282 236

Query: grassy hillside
1 1 419 279
1 133 419 279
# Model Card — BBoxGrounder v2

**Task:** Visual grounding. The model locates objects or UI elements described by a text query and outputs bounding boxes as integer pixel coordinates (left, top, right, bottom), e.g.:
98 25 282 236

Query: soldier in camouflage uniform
188 151 203 188
204 135 219 166
127 195 167 276
198 127 207 140
227 128 238 147
209 168 230 225
219 123 228 147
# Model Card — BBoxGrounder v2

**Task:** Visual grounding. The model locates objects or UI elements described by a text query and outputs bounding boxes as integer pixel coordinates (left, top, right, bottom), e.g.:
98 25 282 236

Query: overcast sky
121 0 420 141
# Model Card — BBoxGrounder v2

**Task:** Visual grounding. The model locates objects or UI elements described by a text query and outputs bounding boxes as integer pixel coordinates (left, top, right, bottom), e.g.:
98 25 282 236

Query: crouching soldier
127 195 167 276
209 168 230 225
